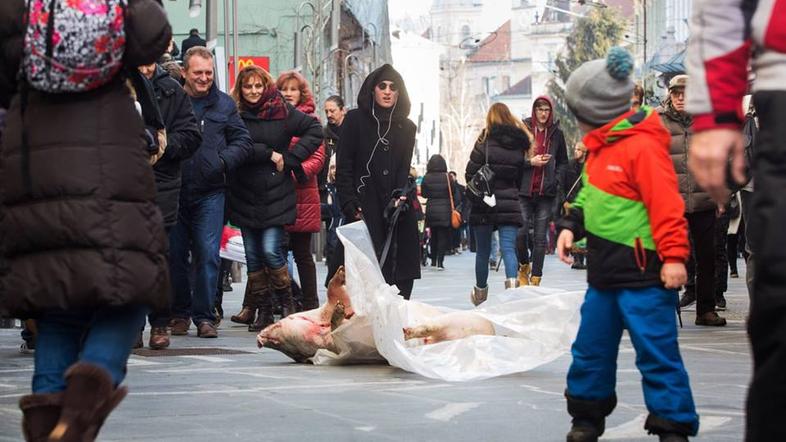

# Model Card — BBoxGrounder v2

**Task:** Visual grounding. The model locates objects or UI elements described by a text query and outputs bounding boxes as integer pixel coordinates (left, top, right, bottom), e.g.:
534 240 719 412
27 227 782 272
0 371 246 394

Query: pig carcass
402 312 496 345
256 266 354 362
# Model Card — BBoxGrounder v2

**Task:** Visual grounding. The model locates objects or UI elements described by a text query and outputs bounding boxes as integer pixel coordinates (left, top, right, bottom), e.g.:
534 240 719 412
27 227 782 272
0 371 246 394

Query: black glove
143 127 158 155
283 152 308 184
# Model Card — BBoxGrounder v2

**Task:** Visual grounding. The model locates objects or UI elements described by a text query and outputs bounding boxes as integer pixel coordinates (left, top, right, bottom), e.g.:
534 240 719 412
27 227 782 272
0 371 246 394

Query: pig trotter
331 302 346 331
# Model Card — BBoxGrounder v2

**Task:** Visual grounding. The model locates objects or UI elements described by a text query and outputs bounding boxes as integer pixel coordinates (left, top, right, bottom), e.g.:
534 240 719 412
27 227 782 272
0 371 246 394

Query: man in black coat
336 64 420 299
180 28 206 58
138 62 202 348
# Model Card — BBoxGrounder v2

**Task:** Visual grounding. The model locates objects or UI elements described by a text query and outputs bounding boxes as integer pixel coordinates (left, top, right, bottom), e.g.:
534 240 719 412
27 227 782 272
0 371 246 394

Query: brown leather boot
19 392 62 442
148 326 170 350
48 362 127 442
230 270 265 325
248 269 273 332
269 265 295 318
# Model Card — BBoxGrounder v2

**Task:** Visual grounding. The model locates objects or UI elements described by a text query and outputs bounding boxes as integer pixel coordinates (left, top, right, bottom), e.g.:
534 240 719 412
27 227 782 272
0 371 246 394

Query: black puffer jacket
229 100 323 229
465 124 529 226
421 154 453 228
150 65 201 227
0 1 171 317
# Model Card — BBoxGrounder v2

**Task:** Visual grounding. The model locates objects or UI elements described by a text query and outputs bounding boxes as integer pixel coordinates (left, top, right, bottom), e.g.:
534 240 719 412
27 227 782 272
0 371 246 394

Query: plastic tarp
312 221 584 382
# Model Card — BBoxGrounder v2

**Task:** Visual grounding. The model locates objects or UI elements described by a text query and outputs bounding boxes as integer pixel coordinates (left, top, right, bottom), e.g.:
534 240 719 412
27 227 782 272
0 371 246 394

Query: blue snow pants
566 285 699 435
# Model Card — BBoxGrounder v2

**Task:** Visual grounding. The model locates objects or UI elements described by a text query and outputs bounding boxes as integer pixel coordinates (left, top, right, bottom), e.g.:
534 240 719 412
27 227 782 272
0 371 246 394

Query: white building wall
392 30 443 167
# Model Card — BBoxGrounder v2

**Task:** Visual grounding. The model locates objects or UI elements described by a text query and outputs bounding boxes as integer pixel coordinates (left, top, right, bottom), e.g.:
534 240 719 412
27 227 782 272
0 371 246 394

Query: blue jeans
518 196 553 277
241 226 286 272
567 285 699 435
474 224 518 287
170 192 225 325
33 305 147 393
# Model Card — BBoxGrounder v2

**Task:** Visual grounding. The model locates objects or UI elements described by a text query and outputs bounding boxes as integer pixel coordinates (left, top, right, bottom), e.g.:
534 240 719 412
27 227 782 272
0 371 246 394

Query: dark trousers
288 232 319 310
685 210 716 316
148 228 174 328
746 91 786 442
430 226 450 266
715 211 730 295
517 196 552 277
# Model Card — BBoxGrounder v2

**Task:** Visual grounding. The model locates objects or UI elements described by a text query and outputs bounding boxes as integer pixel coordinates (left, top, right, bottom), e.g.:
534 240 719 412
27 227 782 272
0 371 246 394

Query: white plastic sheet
311 221 584 382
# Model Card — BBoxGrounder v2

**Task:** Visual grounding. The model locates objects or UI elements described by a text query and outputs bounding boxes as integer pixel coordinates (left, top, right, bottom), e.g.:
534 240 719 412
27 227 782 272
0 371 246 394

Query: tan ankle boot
471 286 488 306
517 263 531 286
504 278 520 289
530 276 541 286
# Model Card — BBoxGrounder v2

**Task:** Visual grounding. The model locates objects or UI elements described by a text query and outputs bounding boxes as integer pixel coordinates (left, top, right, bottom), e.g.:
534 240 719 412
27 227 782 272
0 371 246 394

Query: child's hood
583 106 669 153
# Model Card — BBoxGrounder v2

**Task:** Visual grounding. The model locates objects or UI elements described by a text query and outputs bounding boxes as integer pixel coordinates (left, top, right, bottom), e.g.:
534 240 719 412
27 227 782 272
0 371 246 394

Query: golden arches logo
238 59 255 69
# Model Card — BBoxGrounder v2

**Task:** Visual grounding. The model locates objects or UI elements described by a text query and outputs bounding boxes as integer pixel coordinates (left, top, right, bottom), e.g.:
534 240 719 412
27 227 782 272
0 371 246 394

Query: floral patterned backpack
22 0 127 93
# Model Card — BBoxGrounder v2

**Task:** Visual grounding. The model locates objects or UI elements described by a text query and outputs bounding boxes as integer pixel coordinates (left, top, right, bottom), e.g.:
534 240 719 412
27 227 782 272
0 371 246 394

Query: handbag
466 139 495 199
447 173 462 229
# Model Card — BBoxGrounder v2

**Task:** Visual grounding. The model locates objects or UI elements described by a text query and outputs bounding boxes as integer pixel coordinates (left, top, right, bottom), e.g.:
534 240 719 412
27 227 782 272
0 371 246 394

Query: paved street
0 251 751 441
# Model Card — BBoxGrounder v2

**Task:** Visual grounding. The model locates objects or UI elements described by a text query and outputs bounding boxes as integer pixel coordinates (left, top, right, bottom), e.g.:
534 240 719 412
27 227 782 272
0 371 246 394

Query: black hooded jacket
150 65 202 227
335 64 420 284
421 154 453 228
466 124 529 226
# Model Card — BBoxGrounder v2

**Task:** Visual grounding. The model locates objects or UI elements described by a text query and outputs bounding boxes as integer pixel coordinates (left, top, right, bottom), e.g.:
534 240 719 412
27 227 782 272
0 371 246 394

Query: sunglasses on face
376 82 398 92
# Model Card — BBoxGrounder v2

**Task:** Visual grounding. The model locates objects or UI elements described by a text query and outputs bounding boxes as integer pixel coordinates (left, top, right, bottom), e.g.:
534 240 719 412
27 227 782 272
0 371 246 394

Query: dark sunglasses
376 82 398 92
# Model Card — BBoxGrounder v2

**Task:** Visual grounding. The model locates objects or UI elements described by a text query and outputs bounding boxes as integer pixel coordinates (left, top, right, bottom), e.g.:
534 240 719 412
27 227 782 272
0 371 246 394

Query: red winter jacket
286 98 326 233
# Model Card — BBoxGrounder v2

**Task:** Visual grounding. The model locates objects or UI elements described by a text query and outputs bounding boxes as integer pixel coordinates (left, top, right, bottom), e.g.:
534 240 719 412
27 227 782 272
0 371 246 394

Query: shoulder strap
446 173 455 211
484 140 489 165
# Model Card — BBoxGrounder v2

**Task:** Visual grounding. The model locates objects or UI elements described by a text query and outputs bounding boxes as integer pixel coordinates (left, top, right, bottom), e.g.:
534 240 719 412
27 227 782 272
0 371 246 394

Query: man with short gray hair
168 47 252 338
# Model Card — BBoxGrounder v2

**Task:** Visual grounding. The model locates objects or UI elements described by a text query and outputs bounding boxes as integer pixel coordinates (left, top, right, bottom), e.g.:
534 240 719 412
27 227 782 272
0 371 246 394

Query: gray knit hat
565 47 635 126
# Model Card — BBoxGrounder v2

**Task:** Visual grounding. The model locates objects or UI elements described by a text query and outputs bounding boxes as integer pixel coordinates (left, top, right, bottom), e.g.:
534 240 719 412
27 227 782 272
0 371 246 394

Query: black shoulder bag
466 140 495 199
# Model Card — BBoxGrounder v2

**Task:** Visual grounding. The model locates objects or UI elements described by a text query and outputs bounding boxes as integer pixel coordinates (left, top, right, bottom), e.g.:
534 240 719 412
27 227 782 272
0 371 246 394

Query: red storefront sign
227 56 270 89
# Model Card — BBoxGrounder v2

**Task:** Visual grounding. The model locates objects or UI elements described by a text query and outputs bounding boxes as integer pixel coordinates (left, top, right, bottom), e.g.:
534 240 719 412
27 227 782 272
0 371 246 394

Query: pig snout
257 322 282 348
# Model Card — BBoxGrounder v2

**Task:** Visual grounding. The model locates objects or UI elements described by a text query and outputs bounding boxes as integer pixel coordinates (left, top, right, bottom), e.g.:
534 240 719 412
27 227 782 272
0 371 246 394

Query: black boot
245 269 271 332
678 290 696 308
269 265 295 318
19 392 62 442
644 414 694 442
565 392 616 442
250 293 274 332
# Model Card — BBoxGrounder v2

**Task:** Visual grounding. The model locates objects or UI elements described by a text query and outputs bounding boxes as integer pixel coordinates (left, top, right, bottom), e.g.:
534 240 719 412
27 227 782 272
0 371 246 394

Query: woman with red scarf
276 71 326 311
227 66 323 331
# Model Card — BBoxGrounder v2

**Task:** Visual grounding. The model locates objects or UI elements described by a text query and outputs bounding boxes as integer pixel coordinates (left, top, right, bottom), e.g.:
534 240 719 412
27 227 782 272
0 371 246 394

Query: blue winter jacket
181 83 252 201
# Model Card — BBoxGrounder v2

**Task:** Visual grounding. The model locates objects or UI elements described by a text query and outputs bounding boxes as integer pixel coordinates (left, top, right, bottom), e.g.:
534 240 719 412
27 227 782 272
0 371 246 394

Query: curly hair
275 70 313 106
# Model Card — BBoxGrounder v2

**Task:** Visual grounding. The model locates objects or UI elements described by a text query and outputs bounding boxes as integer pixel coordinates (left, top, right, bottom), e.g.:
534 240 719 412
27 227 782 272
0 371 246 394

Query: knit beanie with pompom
565 47 634 127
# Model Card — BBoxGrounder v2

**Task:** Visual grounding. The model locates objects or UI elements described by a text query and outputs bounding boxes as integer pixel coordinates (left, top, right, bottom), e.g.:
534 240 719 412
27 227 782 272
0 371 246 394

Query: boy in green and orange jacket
556 48 698 442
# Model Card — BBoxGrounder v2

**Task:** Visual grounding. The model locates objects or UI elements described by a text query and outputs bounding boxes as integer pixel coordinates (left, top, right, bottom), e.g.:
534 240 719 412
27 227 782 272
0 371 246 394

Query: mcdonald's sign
227 56 271 90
